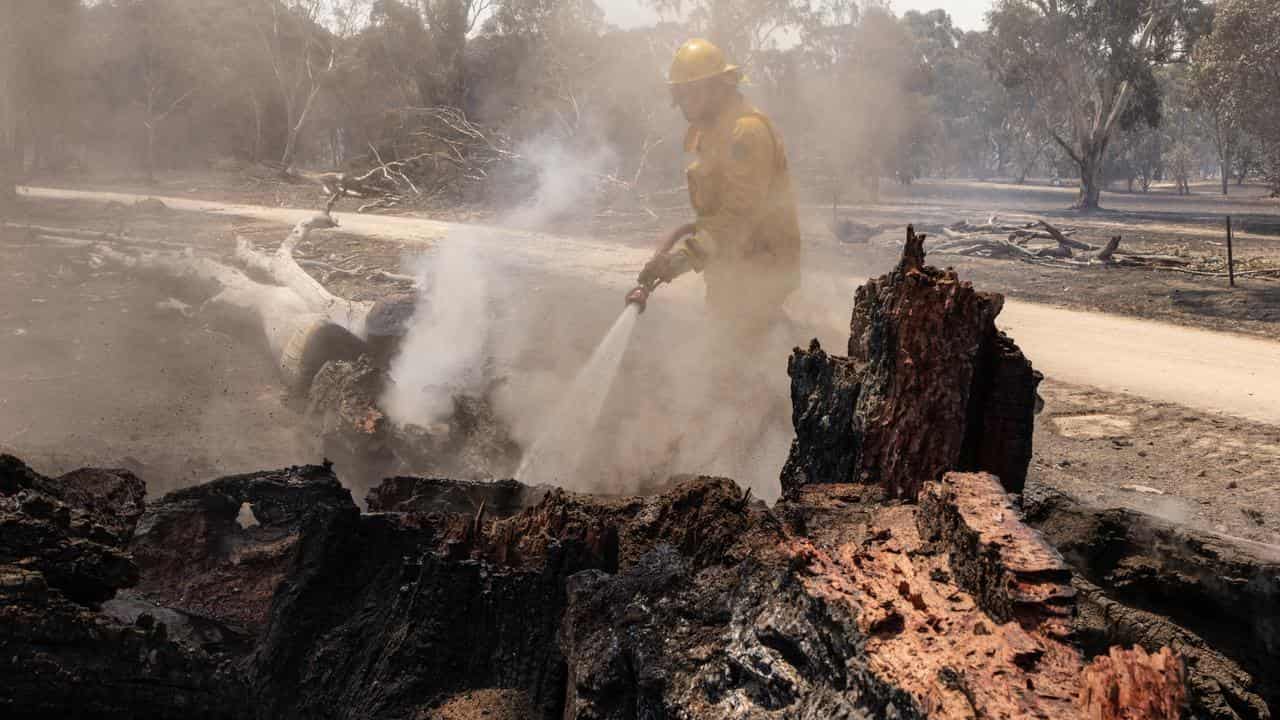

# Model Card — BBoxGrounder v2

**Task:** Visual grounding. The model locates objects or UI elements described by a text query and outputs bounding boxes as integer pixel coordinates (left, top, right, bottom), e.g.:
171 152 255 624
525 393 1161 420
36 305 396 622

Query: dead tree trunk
92 218 368 393
781 226 1042 499
144 122 156 185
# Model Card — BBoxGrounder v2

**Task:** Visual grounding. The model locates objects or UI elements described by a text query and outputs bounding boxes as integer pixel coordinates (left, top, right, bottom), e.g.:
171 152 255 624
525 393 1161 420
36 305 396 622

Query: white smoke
382 136 613 430
506 137 617 228
381 233 495 428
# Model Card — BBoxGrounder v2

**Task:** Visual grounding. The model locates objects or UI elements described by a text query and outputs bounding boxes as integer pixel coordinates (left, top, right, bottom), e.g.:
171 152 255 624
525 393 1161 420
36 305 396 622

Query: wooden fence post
1226 215 1235 288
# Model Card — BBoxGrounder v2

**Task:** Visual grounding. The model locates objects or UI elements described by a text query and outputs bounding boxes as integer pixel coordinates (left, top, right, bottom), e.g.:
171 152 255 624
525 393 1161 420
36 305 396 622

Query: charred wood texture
918 472 1075 638
1080 646 1189 720
248 471 1187 719
0 461 1228 718
1073 579 1268 720
365 475 548 516
249 478 755 719
782 225 1041 499
0 455 248 719
0 456 144 604
131 463 355 634
1025 486 1278 718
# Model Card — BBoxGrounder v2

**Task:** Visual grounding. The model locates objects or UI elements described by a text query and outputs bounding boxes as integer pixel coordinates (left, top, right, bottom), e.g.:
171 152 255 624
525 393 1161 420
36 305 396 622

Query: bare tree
258 0 341 168
1197 100 1240 196
1190 48 1242 196
0 10 18 210
136 2 199 183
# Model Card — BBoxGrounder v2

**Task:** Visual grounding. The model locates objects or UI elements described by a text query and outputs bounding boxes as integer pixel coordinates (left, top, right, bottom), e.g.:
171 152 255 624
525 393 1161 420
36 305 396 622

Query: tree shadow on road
1165 283 1280 327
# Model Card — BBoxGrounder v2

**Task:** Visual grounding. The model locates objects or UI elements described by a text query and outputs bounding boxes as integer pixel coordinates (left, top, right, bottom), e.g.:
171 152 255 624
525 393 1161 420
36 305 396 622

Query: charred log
0 455 247 719
247 482 744 718
130 463 355 634
0 455 144 603
781 226 1041 499
2 455 1202 720
241 469 1174 719
306 356 521 484
918 472 1075 637
1024 486 1279 717
1080 646 1188 720
366 475 548 516
1073 579 1269 720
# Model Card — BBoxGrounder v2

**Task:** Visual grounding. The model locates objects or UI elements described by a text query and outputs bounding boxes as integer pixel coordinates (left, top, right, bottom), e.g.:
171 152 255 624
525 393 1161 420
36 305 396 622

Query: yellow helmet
668 38 740 85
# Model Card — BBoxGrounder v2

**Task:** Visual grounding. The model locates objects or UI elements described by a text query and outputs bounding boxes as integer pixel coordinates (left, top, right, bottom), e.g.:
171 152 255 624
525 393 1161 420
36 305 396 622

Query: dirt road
21 185 1280 427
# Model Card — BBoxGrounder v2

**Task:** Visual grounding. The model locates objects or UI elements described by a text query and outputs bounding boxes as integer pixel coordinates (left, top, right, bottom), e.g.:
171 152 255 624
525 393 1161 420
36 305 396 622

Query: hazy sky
597 0 993 32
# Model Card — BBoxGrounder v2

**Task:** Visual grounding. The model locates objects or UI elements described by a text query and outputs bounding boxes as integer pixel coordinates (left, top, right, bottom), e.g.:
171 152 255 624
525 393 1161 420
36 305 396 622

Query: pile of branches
267 108 522 214
361 106 521 206
342 107 675 220
931 217 1120 265
931 217 1280 279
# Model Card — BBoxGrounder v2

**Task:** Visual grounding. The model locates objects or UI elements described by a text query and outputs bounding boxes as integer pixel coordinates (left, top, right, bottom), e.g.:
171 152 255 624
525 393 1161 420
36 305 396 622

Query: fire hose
624 223 697 313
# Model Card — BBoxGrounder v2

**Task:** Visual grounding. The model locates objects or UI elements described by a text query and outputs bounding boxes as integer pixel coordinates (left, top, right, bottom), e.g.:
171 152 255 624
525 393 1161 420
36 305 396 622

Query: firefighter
628 38 802 339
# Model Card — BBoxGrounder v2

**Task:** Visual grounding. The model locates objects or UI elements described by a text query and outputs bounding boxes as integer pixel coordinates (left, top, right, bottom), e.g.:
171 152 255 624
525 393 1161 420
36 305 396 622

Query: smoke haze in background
506 138 618 229
592 0 986 31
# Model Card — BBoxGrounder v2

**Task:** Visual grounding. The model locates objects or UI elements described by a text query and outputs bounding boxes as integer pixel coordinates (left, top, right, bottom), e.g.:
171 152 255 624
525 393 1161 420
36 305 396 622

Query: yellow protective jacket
679 92 802 324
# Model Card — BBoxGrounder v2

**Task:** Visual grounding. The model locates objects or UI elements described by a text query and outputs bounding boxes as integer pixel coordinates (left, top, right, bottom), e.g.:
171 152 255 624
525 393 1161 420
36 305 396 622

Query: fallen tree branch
1093 235 1121 263
1038 219 1093 251
5 222 128 243
233 214 373 338
91 238 367 393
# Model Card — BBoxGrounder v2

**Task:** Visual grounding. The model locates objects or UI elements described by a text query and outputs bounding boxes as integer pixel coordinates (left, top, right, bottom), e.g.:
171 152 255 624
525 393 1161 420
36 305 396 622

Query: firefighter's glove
639 253 675 287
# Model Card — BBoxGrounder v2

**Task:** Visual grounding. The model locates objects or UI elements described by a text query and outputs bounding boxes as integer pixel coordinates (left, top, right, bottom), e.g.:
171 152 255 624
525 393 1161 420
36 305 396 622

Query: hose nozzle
625 283 653 313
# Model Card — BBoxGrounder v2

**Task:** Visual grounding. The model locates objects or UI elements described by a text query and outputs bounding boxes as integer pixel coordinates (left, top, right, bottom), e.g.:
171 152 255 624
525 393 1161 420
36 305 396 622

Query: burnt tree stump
782 225 1041 499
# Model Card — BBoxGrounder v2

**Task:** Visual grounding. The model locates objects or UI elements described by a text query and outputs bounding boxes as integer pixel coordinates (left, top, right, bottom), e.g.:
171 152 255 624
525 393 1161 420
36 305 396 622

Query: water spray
514 251 675 485
514 297 648 485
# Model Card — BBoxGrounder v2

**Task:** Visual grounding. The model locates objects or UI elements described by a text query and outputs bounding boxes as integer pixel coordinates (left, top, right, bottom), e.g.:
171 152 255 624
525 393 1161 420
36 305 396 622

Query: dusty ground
0 201 317 492
1032 379 1280 545
2 179 1279 547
